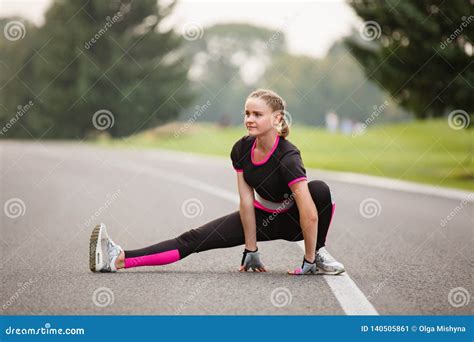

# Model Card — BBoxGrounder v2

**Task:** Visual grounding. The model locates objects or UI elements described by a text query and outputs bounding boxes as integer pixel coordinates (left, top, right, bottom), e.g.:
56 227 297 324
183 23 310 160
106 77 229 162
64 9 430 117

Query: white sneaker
315 247 345 275
89 223 123 272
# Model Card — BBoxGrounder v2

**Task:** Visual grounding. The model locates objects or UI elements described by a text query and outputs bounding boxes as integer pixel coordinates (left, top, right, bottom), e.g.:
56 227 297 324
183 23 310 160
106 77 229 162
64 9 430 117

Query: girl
89 89 345 275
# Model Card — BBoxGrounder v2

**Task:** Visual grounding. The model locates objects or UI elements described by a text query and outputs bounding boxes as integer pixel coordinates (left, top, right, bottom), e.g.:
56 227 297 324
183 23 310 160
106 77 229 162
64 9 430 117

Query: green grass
94 119 473 191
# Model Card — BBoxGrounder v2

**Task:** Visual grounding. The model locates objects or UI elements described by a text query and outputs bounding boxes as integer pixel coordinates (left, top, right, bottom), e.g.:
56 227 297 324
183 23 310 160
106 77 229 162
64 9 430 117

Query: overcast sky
0 0 361 58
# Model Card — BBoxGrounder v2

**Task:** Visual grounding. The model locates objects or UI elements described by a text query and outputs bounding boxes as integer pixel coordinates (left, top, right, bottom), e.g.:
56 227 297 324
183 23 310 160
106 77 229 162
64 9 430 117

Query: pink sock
124 249 180 269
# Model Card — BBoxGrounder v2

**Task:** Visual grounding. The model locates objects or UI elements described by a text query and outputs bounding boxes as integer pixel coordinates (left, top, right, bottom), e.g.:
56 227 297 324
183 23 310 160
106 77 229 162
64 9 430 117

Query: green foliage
181 23 287 125
183 23 409 127
345 0 473 122
96 119 473 191
0 0 192 138
261 41 409 125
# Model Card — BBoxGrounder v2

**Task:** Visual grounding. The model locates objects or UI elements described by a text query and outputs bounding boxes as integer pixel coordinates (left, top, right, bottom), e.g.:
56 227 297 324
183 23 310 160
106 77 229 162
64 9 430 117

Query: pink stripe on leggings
329 202 335 227
124 249 180 269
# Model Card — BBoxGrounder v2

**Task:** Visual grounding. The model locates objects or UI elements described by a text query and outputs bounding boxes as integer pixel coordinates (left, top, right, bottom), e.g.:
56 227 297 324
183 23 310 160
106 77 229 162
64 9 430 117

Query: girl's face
244 97 281 137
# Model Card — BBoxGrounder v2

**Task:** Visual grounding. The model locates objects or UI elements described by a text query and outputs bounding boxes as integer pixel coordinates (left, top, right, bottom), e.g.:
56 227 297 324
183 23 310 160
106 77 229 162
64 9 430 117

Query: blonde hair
247 89 290 138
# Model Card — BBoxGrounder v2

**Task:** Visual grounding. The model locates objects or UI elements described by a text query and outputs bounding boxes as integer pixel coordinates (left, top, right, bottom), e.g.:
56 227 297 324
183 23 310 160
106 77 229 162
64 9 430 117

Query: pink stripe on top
288 176 307 187
124 249 180 269
234 168 243 173
251 135 280 166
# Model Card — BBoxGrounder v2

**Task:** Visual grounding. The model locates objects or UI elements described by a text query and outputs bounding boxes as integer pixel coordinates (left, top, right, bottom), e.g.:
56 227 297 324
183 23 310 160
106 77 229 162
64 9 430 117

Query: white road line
110 160 379 315
30 147 379 315
314 170 473 203
124 147 472 202
30 142 473 201
296 240 378 315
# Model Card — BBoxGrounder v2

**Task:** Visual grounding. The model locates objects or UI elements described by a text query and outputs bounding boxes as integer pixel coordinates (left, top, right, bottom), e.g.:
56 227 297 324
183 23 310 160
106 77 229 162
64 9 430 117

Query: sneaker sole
89 224 103 272
295 270 345 275
316 268 346 275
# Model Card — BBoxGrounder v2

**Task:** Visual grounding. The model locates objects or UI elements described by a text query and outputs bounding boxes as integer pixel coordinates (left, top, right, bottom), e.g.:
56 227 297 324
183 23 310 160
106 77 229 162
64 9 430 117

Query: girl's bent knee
308 180 330 195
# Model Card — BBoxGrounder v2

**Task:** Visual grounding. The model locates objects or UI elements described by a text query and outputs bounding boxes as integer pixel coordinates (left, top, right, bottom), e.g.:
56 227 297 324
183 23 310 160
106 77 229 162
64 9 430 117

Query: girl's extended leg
123 210 273 269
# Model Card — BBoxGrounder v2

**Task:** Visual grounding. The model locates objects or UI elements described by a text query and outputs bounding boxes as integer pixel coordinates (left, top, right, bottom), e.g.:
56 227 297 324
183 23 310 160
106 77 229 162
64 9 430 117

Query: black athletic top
230 134 307 203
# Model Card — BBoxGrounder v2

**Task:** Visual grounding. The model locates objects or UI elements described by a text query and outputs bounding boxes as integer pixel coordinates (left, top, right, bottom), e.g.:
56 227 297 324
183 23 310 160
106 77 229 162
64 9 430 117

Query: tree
0 18 41 138
182 23 287 124
345 0 473 122
261 40 409 126
0 0 193 139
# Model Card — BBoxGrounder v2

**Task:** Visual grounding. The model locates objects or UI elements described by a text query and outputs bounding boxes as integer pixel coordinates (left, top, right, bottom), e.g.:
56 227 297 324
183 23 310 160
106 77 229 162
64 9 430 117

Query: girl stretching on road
89 89 345 275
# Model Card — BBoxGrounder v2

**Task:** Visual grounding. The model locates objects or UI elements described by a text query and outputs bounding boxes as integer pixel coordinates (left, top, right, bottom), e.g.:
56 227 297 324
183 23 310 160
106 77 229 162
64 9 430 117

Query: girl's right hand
239 248 267 272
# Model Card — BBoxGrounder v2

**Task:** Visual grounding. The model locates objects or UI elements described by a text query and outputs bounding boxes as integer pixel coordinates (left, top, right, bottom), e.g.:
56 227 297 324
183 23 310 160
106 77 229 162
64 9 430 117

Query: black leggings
123 180 334 268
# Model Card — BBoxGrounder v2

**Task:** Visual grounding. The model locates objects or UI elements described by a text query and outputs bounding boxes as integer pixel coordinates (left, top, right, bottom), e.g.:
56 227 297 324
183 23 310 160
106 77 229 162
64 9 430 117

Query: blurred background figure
325 112 339 134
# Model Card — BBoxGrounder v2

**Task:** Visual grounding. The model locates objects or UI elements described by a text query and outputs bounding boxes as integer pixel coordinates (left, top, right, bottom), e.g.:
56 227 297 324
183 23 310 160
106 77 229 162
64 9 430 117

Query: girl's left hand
287 257 317 275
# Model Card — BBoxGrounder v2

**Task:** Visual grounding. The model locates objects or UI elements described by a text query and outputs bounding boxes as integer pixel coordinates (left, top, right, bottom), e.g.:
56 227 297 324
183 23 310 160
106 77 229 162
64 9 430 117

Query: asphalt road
1 141 472 315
